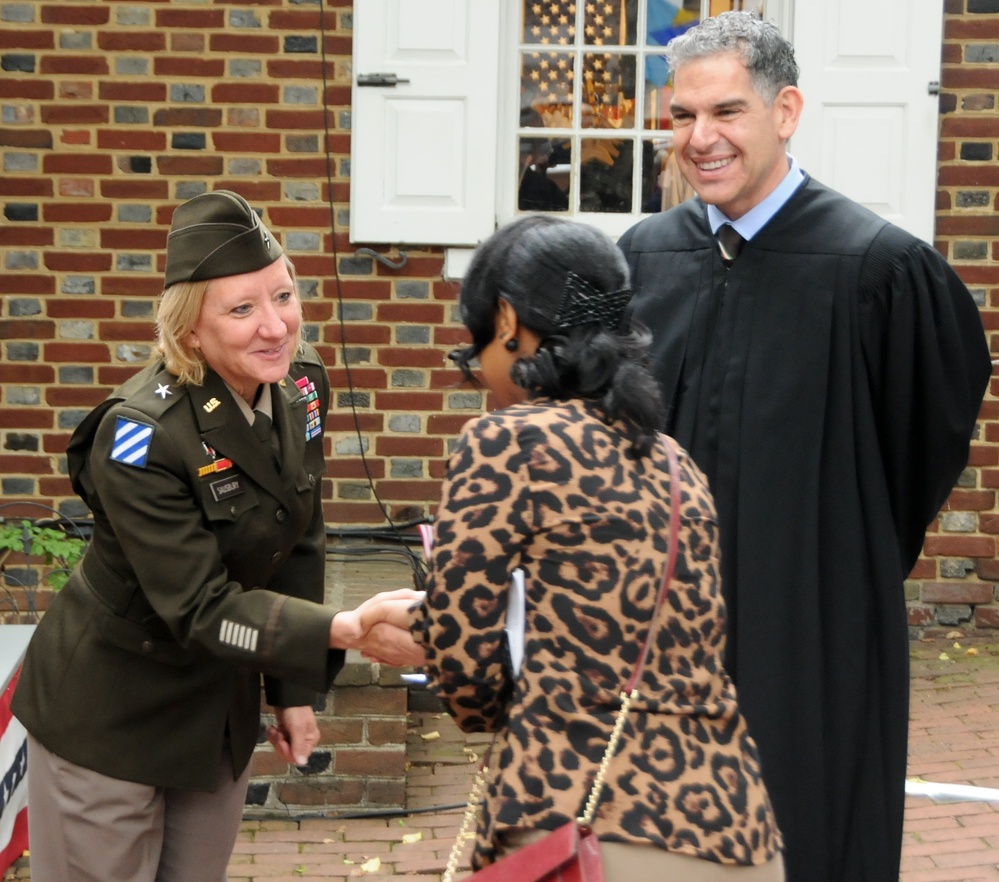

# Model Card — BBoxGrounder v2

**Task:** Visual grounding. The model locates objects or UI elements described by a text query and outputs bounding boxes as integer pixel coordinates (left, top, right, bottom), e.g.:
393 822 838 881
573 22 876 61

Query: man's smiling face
669 51 802 220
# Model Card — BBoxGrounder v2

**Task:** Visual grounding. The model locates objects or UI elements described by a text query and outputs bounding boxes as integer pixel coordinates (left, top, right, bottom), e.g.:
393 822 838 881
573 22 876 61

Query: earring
504 338 519 352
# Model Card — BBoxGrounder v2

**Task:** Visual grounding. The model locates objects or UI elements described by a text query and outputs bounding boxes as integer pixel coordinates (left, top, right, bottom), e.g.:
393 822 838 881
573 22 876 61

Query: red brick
47 299 115 319
40 55 109 76
0 29 53 49
332 686 407 717
156 155 224 176
974 606 999 628
43 153 113 175
373 392 444 411
98 32 166 52
99 229 167 250
0 80 54 100
976 559 999 581
332 326 391 345
96 130 168 151
335 748 406 777
0 319 55 340
42 203 113 224
378 350 447 368
43 343 112 363
0 178 53 197
40 4 110 25
908 605 936 626
0 276 55 295
921 581 995 604
44 252 113 273
46 387 108 407
211 33 281 53
155 8 225 28
96 322 156 342
212 132 281 153
923 536 995 557
329 459 386 479
98 82 167 102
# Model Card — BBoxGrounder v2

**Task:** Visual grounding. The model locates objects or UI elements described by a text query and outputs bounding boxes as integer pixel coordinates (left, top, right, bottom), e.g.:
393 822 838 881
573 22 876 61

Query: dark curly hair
451 216 664 457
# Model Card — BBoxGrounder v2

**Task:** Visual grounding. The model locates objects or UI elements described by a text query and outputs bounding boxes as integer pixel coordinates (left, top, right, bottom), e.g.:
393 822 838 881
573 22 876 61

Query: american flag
522 2 631 123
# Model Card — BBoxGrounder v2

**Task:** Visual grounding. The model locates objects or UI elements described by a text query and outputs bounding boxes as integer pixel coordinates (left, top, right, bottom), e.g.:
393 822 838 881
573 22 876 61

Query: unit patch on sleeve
110 417 154 468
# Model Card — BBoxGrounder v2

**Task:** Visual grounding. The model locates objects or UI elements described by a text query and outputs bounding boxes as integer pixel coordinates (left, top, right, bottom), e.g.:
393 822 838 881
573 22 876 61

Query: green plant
0 520 87 591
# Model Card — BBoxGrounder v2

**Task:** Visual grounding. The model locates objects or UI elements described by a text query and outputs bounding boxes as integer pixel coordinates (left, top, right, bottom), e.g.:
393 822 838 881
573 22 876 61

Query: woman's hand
358 622 425 667
329 589 426 668
266 705 320 767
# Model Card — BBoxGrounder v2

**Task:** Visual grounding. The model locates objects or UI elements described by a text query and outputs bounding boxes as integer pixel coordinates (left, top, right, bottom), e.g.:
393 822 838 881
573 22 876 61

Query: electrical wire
316 0 432 585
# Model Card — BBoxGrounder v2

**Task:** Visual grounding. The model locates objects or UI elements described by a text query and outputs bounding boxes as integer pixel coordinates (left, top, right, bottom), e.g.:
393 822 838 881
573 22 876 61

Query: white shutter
790 0 943 243
350 0 501 246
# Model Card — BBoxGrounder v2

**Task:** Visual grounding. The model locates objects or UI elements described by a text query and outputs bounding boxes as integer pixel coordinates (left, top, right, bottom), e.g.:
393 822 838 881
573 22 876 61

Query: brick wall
925 0 999 632
0 0 997 632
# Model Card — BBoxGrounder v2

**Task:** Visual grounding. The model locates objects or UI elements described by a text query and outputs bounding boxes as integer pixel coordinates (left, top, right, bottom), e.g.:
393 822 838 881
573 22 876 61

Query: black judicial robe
617 177 991 882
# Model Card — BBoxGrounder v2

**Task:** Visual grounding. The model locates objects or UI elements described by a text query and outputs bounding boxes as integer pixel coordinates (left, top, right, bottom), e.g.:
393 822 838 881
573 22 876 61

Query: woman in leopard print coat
414 216 784 881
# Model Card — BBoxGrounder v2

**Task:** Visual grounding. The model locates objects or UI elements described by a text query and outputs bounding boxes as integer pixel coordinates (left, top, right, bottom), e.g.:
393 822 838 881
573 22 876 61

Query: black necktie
717 224 744 264
252 410 281 466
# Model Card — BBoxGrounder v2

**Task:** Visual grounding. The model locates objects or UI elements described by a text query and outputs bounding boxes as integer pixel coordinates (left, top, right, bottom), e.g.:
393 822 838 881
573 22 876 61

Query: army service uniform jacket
12 344 341 791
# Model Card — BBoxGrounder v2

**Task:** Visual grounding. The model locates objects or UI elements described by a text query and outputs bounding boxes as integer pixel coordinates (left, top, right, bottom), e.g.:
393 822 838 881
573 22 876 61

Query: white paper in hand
504 568 526 678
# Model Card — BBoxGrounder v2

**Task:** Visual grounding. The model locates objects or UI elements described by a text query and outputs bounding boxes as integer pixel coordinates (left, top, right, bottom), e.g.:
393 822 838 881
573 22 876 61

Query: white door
350 0 501 246
790 0 943 243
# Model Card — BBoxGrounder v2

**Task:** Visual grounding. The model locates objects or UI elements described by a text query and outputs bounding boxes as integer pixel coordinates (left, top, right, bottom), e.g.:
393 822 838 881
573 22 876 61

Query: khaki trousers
26 734 251 882
499 828 786 882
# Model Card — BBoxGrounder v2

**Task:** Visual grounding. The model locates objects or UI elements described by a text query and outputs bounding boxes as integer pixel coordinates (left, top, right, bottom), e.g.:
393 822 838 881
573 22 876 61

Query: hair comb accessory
552 272 631 331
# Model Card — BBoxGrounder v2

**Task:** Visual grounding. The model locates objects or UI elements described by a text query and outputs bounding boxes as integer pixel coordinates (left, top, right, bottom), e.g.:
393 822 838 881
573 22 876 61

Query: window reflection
580 138 632 212
518 1 764 215
519 135 571 212
582 53 636 129
583 0 637 46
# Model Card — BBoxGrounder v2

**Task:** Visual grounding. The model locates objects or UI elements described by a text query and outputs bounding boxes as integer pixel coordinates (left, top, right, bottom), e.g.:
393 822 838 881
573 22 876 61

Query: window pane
584 0 637 46
582 53 636 129
580 138 632 212
521 51 576 127
518 136 571 212
646 1 700 47
710 0 764 14
522 1 576 45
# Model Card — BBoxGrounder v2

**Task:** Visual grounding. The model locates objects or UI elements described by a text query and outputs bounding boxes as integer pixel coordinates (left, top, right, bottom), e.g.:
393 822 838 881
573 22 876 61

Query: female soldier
12 190 418 882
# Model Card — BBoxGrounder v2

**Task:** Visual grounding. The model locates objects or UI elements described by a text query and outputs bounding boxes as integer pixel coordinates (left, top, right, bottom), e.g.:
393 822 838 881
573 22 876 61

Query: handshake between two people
267 589 427 767
329 588 427 668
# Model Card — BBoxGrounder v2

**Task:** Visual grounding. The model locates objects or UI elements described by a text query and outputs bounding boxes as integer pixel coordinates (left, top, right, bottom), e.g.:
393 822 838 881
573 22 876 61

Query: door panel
791 0 943 242
350 0 500 245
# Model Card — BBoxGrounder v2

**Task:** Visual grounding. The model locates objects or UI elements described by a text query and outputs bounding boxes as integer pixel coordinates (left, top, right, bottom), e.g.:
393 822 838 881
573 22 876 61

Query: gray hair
664 11 799 105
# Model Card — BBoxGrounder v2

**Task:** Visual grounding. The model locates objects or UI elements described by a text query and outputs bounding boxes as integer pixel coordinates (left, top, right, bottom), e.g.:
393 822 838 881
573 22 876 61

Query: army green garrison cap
163 190 284 287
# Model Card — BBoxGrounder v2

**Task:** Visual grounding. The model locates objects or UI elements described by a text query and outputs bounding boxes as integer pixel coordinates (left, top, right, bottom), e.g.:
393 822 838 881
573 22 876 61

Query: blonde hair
155 256 302 386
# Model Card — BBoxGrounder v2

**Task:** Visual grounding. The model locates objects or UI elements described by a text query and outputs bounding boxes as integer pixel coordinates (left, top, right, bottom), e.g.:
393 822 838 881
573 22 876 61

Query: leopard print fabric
415 398 782 868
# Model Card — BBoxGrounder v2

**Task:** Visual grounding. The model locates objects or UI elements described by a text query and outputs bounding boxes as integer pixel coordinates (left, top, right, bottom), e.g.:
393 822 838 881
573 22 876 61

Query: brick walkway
902 637 999 881
5 639 998 881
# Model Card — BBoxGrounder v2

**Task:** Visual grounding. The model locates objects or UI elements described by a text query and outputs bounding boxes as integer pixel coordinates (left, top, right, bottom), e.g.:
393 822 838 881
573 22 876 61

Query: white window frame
493 0 793 238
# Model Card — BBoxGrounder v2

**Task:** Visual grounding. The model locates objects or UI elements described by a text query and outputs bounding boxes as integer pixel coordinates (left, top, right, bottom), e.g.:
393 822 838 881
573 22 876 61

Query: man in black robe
617 12 992 882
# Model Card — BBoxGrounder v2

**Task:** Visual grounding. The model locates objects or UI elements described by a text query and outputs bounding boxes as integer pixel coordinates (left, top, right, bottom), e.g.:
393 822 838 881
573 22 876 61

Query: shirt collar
706 154 805 240
227 382 272 424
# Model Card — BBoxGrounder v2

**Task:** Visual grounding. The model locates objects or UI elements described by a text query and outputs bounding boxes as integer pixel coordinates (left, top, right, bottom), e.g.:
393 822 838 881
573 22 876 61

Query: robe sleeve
860 229 992 571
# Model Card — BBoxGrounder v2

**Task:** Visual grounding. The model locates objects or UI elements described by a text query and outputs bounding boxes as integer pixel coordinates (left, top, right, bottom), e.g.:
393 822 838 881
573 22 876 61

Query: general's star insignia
155 383 172 400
